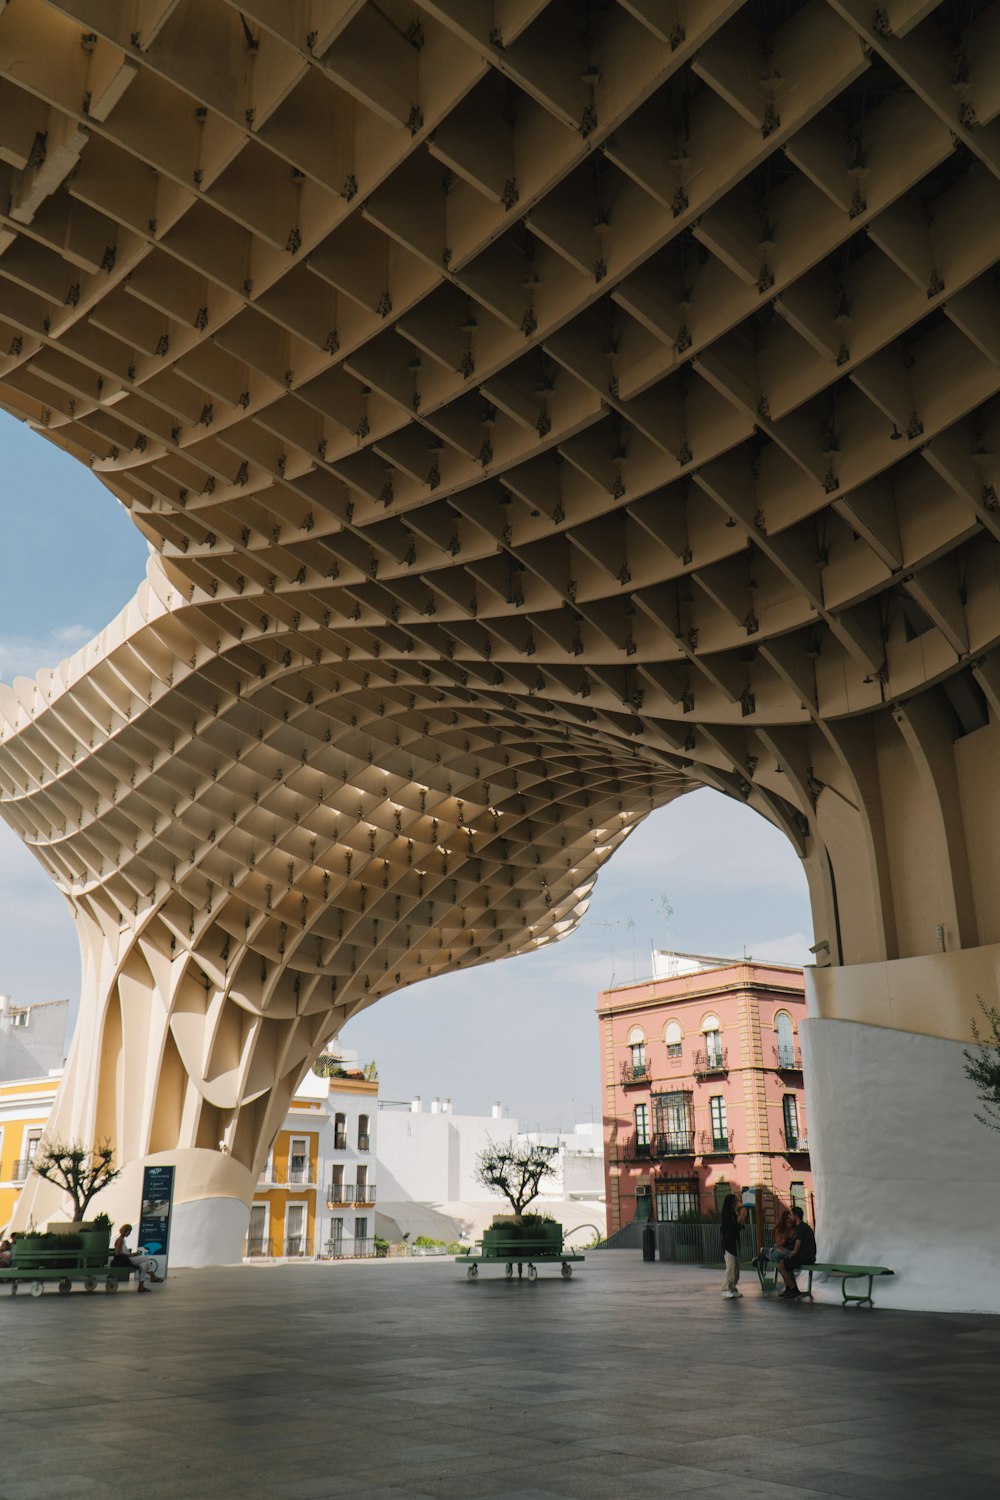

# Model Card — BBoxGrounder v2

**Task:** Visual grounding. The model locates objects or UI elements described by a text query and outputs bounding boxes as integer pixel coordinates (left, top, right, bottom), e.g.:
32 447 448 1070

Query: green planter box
483 1220 563 1256
78 1228 112 1259
12 1248 77 1270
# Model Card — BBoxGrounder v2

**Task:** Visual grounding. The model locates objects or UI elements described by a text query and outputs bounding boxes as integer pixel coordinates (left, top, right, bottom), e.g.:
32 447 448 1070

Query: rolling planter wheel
505 1263 513 1279
58 1278 72 1295
527 1264 537 1282
9 1281 17 1296
83 1276 97 1293
466 1264 478 1280
30 1281 44 1297
105 1276 119 1294
561 1262 573 1278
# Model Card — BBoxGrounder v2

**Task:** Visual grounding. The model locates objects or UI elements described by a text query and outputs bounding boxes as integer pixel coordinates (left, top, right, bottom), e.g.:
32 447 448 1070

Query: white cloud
0 623 92 682
594 788 808 897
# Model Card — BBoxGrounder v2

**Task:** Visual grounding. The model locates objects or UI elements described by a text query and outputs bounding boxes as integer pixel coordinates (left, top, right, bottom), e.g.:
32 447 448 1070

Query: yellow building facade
0 1075 59 1231
0 1056 379 1257
249 1068 379 1260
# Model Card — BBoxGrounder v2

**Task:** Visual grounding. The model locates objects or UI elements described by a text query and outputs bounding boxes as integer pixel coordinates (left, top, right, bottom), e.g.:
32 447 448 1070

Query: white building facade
248 1050 379 1259
374 1097 607 1245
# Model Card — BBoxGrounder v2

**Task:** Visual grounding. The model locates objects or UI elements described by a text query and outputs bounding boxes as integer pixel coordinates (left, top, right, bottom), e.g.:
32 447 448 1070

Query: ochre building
0 1 999 1305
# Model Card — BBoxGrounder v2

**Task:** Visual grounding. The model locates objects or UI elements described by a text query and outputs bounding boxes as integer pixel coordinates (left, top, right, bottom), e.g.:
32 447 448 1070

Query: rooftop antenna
625 914 636 979
652 893 674 963
599 918 617 985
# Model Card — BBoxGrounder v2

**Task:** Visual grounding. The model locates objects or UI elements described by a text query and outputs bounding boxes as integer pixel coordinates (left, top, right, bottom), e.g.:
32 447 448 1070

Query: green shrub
488 1211 556 1230
413 1234 445 1248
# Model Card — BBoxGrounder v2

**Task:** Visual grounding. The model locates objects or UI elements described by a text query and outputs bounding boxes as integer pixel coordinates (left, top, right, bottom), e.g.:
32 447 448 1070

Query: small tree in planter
476 1138 557 1242
29 1138 121 1227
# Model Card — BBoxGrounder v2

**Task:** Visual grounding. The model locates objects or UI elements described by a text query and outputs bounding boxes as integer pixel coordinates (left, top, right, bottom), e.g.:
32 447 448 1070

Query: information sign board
137 1163 175 1280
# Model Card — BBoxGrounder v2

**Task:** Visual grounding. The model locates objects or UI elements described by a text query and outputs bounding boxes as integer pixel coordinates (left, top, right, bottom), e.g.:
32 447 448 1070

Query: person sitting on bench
758 1209 795 1271
777 1207 816 1299
112 1223 163 1292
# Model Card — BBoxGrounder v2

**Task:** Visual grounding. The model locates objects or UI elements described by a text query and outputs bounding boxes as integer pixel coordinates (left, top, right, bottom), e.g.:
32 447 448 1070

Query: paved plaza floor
1 1251 997 1500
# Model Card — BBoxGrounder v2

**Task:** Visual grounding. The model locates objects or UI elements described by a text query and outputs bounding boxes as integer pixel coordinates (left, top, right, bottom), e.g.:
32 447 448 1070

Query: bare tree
30 1139 122 1222
476 1138 556 1220
963 998 1000 1133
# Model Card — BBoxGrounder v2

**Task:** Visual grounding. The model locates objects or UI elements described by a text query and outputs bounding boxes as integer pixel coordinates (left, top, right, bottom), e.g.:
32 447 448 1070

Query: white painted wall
802 1015 1000 1314
376 1107 519 1203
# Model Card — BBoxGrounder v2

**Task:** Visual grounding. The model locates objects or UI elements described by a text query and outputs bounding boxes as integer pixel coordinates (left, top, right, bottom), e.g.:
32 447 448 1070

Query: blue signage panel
138 1164 175 1280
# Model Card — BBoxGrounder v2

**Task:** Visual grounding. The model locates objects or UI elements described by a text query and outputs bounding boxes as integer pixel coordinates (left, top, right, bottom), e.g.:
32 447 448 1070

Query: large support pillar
803 947 1000 1314
19 1149 254 1266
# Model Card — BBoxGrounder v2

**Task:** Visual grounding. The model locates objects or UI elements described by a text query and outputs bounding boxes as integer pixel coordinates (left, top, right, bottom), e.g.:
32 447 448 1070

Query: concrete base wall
168 1195 250 1267
15 1146 255 1267
802 1012 1000 1314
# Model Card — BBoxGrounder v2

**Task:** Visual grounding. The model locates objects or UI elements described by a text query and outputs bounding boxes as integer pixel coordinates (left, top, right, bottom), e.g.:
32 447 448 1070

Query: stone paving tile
2 1254 1000 1500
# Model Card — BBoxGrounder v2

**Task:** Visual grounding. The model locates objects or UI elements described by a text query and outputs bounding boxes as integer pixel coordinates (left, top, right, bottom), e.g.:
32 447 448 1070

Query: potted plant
29 1138 121 1237
77 1211 113 1260
476 1139 561 1256
13 1231 83 1270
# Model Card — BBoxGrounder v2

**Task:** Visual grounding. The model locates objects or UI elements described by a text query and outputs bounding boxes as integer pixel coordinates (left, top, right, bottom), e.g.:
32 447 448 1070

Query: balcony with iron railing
244 1235 273 1259
699 1129 735 1155
257 1164 316 1187
334 1131 348 1151
326 1182 378 1207
692 1048 728 1077
357 1133 370 1152
620 1059 651 1086
325 1237 378 1260
283 1236 313 1258
621 1134 651 1160
10 1157 32 1184
773 1044 803 1071
783 1130 809 1153
653 1129 696 1157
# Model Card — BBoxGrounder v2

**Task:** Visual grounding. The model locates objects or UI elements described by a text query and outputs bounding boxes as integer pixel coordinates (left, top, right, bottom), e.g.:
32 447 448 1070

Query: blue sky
0 410 814 1124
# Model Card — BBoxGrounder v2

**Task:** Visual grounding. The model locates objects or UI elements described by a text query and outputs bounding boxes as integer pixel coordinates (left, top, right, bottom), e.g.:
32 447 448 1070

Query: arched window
626 1026 646 1075
664 1020 682 1059
701 1014 723 1069
775 1011 795 1068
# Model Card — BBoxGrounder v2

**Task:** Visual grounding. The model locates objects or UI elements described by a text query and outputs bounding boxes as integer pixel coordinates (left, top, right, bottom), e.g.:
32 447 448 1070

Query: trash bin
642 1223 656 1262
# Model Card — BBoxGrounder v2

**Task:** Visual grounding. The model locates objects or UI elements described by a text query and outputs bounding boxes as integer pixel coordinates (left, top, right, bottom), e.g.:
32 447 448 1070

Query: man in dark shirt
778 1207 816 1299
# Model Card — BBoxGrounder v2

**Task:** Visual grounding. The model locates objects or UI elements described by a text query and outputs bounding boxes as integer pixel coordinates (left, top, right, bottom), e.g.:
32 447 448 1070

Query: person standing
721 1193 748 1299
777 1206 817 1299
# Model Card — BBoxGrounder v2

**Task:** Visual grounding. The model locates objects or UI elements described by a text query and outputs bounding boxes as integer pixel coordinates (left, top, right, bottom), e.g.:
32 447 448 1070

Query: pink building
599 952 814 1234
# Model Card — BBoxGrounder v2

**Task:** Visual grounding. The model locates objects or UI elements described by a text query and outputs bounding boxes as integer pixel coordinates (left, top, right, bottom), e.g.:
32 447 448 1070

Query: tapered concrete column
802 947 1000 1314
17 1149 254 1266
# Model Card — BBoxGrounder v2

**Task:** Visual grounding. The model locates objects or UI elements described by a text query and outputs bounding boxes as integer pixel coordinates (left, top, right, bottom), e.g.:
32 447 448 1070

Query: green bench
455 1238 585 1281
754 1255 894 1307
0 1242 134 1297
